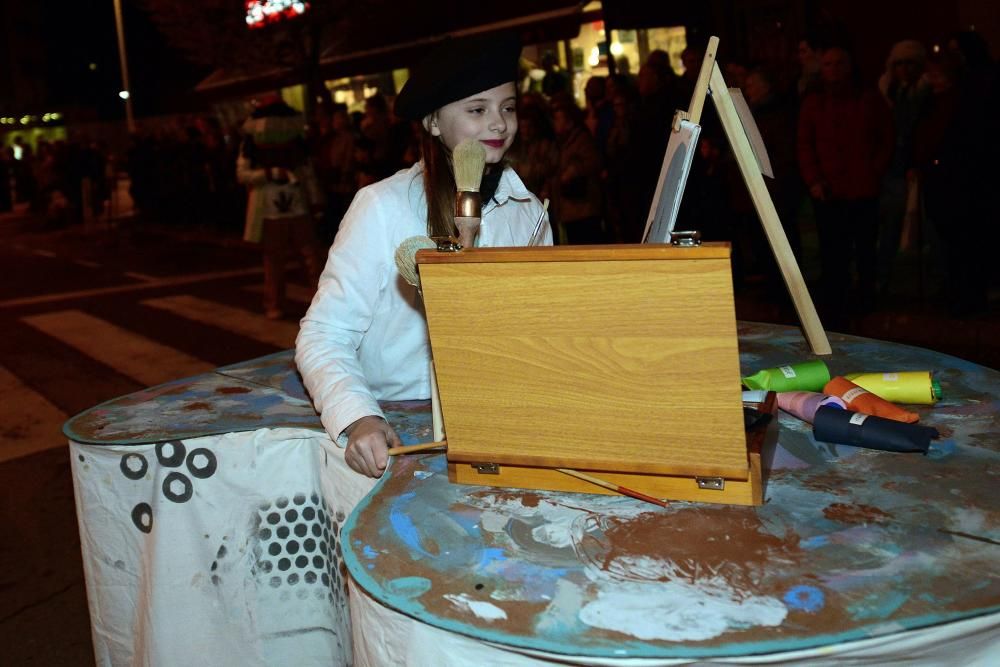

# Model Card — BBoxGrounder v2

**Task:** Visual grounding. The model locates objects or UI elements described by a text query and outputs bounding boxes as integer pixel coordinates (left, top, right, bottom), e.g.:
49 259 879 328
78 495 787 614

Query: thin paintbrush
388 441 668 509
527 198 550 246
453 139 487 248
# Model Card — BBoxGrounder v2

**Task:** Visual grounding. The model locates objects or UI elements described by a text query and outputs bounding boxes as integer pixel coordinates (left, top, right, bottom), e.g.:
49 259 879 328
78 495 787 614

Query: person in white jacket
296 33 552 478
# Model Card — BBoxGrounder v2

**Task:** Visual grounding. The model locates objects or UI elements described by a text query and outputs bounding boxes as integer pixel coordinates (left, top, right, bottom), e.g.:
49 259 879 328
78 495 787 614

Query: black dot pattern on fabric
250 492 348 604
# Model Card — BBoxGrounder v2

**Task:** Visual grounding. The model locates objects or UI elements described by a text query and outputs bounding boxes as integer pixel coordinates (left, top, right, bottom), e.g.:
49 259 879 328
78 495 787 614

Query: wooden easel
672 37 831 355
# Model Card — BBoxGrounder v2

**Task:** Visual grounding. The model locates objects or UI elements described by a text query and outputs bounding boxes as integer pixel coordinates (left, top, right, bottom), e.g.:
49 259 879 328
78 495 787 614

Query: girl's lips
481 139 506 148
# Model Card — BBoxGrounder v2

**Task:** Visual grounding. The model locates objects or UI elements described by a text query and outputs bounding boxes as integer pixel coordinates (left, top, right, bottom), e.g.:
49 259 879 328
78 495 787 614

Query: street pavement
0 207 318 665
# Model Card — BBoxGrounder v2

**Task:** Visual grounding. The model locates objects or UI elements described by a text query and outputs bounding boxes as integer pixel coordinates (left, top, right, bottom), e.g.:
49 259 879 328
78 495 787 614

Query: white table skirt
71 427 999 666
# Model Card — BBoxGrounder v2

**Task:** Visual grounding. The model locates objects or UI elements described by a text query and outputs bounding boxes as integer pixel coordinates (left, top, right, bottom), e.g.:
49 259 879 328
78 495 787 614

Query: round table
341 322 1000 665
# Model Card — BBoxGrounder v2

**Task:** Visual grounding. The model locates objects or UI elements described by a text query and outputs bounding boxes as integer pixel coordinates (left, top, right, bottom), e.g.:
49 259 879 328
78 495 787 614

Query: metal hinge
473 463 500 475
696 476 725 490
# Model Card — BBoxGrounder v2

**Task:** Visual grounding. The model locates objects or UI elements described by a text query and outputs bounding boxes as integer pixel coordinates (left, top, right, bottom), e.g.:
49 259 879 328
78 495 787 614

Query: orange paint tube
823 376 920 423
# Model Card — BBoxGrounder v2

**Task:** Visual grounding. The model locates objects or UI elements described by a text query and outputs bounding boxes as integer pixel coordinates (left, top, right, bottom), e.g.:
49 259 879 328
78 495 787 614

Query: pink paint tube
777 391 847 424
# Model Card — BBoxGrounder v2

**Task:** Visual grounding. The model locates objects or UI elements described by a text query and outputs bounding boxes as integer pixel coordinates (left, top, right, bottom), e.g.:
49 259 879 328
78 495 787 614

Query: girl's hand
344 416 400 477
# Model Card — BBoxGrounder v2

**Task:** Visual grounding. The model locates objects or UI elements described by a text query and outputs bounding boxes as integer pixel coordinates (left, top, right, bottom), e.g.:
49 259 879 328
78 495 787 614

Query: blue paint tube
813 406 938 454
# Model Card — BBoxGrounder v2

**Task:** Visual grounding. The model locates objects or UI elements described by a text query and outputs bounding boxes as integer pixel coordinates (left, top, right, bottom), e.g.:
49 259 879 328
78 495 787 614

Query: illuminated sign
245 1 309 29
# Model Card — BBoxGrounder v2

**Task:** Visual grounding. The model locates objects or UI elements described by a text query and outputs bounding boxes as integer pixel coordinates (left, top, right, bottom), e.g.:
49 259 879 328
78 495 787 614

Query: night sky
23 0 209 118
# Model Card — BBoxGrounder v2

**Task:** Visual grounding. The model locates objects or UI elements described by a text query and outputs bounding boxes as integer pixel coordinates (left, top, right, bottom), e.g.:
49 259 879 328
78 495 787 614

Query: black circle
155 441 186 467
78 455 85 462
285 509 299 522
475 583 484 590
267 513 280 525
294 524 307 538
185 448 217 479
268 543 281 556
293 493 306 505
269 576 282 588
311 524 321 537
259 528 272 540
317 509 326 524
162 472 193 503
295 555 308 568
277 526 290 539
305 571 317 584
304 538 316 552
276 496 289 509
287 573 299 585
120 454 148 480
319 541 327 554
303 507 316 521
131 503 153 533
287 540 299 555
312 555 325 569
311 493 319 504
260 560 273 573
258 501 272 511
322 572 330 586
278 558 291 571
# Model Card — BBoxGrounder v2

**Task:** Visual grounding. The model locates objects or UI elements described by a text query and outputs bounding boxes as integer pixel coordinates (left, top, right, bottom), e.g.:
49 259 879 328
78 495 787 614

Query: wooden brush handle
387 441 447 456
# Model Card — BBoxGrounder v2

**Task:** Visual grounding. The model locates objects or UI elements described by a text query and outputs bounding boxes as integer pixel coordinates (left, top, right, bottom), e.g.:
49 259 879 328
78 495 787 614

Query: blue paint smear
850 590 909 620
386 576 433 599
476 547 507 570
363 545 378 559
927 439 956 460
784 585 825 613
449 509 483 535
799 535 830 549
389 493 432 557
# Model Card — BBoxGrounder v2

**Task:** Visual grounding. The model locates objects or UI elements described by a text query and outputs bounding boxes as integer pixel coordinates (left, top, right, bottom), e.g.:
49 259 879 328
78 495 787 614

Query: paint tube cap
931 376 942 400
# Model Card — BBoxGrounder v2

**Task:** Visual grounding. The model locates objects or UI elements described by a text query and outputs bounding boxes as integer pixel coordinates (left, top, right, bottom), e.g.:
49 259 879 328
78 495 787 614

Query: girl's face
428 82 518 164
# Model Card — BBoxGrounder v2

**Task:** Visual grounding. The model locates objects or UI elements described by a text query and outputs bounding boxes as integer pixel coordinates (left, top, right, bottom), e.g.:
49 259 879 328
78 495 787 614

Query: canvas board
642 119 702 244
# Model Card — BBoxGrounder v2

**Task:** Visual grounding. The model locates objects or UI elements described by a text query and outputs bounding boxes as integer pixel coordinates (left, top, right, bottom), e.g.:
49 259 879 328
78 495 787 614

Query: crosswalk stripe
21 310 215 386
0 267 262 309
142 295 298 348
242 283 316 304
0 364 69 464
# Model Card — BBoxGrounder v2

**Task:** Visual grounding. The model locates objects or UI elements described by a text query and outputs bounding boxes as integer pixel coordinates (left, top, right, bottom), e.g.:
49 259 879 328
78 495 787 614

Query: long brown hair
420 132 456 239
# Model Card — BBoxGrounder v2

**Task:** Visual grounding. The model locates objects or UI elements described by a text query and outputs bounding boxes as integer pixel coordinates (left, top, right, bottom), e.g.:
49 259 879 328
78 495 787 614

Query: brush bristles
453 139 487 193
394 235 437 287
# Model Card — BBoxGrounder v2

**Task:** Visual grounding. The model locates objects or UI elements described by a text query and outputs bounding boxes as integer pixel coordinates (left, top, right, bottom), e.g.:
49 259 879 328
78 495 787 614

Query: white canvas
642 119 702 244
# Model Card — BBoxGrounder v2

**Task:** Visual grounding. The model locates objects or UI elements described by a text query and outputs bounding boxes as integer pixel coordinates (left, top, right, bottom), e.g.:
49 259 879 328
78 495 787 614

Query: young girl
296 33 552 478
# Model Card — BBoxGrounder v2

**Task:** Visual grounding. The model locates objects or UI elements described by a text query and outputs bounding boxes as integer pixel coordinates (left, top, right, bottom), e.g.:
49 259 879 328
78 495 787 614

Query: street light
112 0 136 133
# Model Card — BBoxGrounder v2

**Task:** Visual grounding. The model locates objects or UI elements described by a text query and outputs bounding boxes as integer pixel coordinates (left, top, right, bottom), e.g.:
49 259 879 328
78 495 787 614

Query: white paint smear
531 523 574 548
579 580 786 641
443 593 508 621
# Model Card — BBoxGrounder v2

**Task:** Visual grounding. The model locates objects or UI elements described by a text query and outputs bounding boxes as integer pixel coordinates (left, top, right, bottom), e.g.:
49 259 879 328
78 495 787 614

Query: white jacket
296 161 552 443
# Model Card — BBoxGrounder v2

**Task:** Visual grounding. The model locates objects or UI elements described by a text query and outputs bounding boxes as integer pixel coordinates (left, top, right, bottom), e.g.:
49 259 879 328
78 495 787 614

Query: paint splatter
783 585 825 613
823 503 892 525
579 581 786 641
443 593 507 621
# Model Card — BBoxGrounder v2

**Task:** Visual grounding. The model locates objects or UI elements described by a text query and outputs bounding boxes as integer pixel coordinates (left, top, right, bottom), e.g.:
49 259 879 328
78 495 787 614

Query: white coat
295 161 552 443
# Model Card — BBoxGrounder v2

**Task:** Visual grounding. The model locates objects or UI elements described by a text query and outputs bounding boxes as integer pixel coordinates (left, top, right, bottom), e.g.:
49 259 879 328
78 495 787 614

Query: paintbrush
394 235 437 289
527 198 550 246
387 441 668 508
453 138 487 248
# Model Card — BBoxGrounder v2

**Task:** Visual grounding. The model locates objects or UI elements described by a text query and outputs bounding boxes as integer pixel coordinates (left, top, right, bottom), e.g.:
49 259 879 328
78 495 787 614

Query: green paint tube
742 359 831 392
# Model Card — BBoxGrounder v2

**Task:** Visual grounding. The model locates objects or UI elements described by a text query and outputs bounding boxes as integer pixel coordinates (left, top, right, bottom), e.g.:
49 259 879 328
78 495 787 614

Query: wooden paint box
416 244 775 505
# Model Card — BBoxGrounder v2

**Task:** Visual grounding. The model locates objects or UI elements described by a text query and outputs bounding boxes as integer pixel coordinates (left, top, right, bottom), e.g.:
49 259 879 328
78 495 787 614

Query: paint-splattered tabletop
343 322 1000 659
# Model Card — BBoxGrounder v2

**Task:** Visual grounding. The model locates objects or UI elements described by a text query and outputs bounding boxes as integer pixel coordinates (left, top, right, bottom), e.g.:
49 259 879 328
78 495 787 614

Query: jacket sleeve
295 187 389 443
236 153 268 187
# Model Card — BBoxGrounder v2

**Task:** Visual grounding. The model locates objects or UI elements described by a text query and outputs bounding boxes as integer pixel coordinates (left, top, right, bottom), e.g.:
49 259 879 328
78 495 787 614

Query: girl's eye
468 107 486 114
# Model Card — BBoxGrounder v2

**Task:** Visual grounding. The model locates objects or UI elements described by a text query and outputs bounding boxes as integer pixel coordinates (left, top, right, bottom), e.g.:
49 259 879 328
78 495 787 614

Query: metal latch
696 476 725 490
670 230 702 246
473 463 500 475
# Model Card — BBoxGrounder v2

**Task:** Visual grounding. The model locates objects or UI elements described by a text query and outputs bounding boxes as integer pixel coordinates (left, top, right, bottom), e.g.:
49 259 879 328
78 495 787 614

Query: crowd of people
3 28 994 325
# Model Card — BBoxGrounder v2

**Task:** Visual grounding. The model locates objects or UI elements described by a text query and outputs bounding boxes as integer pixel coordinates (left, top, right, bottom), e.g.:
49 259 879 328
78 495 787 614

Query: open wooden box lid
416 243 748 480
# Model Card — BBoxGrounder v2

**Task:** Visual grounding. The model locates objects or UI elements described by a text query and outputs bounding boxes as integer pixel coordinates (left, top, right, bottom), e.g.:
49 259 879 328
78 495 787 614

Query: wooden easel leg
709 62 832 355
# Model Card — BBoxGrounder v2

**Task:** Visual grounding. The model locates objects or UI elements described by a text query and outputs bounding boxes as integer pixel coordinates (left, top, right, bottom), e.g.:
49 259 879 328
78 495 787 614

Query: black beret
395 32 522 121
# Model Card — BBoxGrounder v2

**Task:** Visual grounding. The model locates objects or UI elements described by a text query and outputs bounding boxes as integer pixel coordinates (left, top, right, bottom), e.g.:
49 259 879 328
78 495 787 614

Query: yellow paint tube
843 371 941 405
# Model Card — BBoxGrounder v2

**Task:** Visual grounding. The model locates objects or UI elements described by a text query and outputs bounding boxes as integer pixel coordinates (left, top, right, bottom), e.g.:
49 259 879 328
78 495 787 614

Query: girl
296 33 552 478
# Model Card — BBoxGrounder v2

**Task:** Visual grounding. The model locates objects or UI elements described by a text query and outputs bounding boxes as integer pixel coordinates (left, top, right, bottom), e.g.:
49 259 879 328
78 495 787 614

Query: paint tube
742 359 830 393
823 376 920 423
776 391 846 423
813 406 938 454
843 371 941 405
